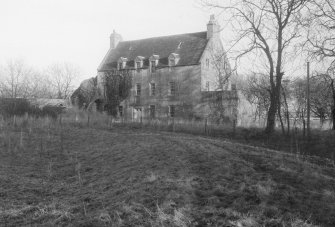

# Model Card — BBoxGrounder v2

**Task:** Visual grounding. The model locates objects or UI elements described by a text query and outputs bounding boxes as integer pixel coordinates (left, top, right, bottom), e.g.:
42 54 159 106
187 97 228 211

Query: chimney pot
207 14 220 39
110 30 123 49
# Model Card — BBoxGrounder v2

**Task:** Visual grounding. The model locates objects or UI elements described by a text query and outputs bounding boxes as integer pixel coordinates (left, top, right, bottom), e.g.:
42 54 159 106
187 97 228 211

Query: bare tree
324 67 335 130
202 41 238 123
305 0 335 60
207 45 234 91
203 0 308 134
291 77 307 132
0 59 33 98
46 63 79 99
242 73 271 122
305 0 335 130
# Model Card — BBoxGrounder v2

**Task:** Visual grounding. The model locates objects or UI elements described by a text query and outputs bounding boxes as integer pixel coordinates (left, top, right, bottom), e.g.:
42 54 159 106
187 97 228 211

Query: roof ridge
119 31 207 43
99 30 209 71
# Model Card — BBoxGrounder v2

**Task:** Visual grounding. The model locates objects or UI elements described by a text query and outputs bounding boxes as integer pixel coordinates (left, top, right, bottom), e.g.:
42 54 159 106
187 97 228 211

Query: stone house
90 15 238 122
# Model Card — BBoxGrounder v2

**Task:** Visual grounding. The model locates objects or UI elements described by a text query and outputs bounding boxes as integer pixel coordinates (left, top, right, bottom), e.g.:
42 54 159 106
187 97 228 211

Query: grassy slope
0 125 335 226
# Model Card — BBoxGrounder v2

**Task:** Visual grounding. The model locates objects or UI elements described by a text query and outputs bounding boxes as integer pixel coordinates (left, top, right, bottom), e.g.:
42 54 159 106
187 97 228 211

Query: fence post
13 115 16 127
172 117 175 132
59 113 63 126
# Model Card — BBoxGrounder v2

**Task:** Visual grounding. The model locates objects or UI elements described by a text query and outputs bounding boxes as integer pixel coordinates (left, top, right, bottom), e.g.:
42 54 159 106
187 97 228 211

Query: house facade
93 15 238 122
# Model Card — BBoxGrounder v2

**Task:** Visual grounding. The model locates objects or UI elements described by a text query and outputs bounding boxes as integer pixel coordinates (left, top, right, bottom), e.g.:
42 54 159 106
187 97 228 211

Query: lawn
0 121 335 226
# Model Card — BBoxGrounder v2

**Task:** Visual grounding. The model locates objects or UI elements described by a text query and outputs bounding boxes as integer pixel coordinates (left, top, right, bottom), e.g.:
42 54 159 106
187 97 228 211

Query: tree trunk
266 92 278 134
282 88 290 136
332 107 335 130
266 84 281 134
331 79 335 130
278 104 285 135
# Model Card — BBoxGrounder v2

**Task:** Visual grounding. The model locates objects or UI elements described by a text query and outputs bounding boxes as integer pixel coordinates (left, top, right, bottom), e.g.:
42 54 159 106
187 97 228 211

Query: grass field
1 120 335 226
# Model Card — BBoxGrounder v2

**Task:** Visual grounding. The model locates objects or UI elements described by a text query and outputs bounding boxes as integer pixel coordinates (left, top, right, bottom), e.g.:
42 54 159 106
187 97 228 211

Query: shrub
0 98 31 117
0 98 65 119
41 105 65 119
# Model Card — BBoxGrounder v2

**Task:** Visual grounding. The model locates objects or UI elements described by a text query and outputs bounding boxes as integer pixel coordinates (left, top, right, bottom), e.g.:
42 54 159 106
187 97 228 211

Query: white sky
0 0 212 84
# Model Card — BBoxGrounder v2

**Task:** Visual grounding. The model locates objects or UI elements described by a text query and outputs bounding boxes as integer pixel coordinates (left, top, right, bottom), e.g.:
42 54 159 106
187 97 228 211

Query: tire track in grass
161 135 245 226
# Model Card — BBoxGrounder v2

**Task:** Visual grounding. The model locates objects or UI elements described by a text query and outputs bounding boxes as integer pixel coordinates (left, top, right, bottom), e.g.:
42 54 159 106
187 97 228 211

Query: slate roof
98 31 208 71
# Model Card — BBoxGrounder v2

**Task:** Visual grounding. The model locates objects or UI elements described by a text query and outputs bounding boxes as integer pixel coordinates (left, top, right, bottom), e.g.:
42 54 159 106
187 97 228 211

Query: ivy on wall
104 69 132 116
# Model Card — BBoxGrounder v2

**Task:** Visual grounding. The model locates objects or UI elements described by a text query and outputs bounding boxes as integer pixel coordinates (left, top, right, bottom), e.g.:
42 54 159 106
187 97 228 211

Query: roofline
97 48 112 71
97 63 201 72
117 31 207 44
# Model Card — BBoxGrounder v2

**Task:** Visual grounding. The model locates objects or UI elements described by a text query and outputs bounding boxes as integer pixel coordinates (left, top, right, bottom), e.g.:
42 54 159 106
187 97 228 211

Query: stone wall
120 65 202 121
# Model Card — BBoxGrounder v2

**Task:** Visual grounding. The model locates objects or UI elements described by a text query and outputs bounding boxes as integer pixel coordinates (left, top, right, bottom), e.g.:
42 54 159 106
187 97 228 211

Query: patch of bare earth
0 126 334 226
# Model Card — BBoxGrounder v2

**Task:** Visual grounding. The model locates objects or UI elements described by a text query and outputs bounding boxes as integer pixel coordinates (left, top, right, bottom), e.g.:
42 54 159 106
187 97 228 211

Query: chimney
110 30 123 49
207 14 220 39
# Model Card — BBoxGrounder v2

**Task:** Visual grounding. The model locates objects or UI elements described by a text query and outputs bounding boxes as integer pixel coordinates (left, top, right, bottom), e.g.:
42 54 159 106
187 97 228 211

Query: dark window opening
169 59 175 66
169 82 176 96
206 81 210 91
149 105 155 118
151 61 156 72
119 106 123 117
169 105 175 117
136 61 141 72
118 62 123 70
136 84 141 96
150 83 156 96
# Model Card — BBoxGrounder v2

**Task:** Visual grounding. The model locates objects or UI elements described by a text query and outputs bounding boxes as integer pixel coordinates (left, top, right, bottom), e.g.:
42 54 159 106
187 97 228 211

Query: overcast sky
0 0 213 83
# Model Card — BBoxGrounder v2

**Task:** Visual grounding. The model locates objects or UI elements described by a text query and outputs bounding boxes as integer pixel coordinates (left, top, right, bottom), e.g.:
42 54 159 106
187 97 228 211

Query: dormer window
150 61 156 72
149 55 159 72
169 59 174 66
135 56 145 72
118 62 123 70
117 57 127 70
168 53 180 67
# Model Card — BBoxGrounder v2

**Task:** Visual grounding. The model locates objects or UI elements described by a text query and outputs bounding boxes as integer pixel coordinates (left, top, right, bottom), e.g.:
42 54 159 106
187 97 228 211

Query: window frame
169 81 176 96
169 105 175 118
118 106 123 117
206 59 210 68
150 82 156 96
149 105 156 118
136 61 141 70
136 83 141 96
118 62 123 70
150 60 156 72
169 58 175 67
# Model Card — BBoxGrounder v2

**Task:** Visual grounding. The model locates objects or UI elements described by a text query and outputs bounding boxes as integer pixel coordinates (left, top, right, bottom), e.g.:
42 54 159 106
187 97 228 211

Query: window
169 58 175 66
150 83 156 96
136 83 141 96
206 59 210 68
168 53 180 66
136 61 141 69
149 105 155 118
135 56 144 71
206 81 210 91
151 61 156 72
119 106 123 117
118 57 127 70
169 105 175 117
149 55 159 72
169 82 176 96
118 62 123 70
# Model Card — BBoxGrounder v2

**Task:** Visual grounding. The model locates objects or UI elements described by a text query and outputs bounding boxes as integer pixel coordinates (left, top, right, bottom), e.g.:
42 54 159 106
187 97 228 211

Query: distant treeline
0 98 64 119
